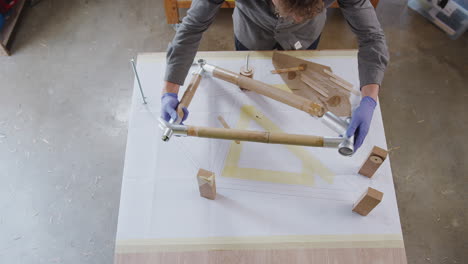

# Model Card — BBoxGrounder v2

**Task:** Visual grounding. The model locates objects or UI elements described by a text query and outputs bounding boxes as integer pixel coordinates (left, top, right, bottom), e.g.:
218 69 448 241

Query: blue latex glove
346 96 377 150
160 93 189 123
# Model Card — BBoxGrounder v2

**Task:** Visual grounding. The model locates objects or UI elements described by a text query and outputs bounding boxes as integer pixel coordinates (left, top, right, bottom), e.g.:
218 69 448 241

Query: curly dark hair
274 0 325 21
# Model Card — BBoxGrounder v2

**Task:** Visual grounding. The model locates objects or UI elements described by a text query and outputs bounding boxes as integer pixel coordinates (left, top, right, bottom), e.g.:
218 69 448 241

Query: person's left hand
346 96 377 150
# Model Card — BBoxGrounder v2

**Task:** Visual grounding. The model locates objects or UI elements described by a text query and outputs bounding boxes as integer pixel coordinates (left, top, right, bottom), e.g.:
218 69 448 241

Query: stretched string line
142 99 359 201
174 139 201 170
218 180 357 194
143 103 204 170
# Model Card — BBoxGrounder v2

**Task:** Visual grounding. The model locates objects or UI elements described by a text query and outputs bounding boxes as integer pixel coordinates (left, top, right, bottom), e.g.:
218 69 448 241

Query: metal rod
130 58 147 104
245 53 250 71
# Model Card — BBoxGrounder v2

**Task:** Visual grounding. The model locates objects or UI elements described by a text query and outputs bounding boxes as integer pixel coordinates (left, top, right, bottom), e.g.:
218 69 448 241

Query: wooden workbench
164 0 381 24
114 50 407 264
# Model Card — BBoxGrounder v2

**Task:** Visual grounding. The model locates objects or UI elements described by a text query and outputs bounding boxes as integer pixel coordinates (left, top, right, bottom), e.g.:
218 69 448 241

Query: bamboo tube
176 73 202 122
187 126 324 147
212 67 324 117
217 116 240 144
268 133 324 146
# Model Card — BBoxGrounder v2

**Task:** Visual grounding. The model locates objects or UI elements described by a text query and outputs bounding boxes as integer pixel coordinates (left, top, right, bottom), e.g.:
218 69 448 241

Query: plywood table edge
115 233 405 253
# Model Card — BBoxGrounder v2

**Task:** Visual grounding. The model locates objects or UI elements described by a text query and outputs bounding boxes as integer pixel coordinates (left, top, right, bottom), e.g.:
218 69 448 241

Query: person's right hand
160 93 189 123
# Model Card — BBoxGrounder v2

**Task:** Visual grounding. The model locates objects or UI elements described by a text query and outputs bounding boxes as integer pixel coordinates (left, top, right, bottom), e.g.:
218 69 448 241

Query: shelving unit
0 0 26 56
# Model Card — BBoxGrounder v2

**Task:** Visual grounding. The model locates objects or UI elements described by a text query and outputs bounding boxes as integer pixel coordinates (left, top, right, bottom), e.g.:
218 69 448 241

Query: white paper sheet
116 52 403 242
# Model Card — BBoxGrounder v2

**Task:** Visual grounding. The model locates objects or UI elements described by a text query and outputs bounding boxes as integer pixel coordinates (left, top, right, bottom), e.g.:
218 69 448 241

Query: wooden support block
217 116 240 144
352 187 383 216
359 146 388 178
271 66 305 74
197 169 216 200
300 74 329 98
239 65 254 91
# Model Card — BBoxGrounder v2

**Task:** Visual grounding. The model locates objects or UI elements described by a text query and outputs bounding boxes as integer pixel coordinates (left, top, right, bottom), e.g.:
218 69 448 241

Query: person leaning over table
160 0 389 151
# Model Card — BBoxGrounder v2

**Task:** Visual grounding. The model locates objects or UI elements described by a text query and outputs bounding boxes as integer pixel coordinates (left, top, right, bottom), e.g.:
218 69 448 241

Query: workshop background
0 0 466 263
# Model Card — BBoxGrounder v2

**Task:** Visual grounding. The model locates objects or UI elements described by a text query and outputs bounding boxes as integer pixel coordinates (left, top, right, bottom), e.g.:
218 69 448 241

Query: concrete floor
0 0 466 263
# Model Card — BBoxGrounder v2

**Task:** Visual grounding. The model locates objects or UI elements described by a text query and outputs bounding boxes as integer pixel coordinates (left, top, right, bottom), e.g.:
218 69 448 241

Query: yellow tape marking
222 105 334 186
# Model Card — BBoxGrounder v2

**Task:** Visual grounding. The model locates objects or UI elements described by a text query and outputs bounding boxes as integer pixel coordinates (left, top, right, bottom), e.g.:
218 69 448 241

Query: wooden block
197 169 216 200
352 187 383 216
359 146 388 178
271 52 351 116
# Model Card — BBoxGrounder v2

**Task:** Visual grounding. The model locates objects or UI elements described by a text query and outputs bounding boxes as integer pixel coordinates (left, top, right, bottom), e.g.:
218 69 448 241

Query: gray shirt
165 0 389 88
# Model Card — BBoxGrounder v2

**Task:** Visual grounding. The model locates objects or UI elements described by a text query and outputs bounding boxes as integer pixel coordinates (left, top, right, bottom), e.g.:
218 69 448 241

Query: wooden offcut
272 52 351 116
300 74 329 98
328 76 360 96
197 169 216 200
352 187 383 216
271 66 305 74
359 146 388 178
323 69 354 88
